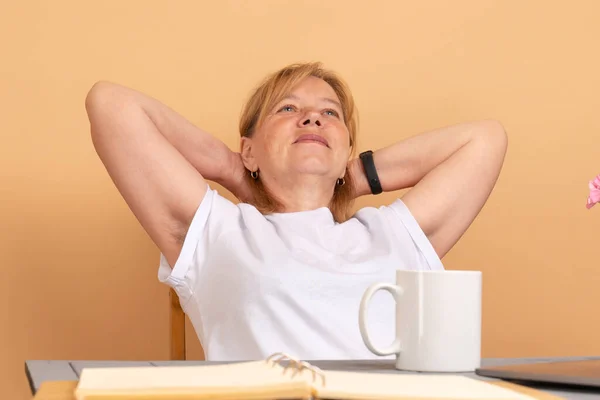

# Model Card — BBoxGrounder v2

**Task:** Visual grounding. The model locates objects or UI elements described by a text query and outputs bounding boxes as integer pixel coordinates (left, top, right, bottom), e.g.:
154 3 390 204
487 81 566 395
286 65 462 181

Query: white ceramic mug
359 269 482 372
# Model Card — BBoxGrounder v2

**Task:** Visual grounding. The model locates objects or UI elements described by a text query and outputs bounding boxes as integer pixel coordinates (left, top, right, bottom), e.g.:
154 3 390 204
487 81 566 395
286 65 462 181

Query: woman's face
242 76 351 186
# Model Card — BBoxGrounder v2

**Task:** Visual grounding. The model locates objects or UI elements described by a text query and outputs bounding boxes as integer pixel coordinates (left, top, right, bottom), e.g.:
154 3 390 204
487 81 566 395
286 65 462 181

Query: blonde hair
239 62 359 223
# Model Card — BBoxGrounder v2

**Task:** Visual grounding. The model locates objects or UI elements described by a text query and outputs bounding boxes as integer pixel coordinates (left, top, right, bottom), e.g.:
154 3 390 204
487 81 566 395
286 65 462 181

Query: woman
85 62 507 360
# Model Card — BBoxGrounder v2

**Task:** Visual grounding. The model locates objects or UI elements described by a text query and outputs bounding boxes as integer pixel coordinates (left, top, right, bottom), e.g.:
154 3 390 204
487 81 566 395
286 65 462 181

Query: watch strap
359 150 383 195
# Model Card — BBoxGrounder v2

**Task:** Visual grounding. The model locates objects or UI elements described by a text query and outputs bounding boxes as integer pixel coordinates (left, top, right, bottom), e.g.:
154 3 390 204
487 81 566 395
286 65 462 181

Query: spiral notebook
74 353 543 400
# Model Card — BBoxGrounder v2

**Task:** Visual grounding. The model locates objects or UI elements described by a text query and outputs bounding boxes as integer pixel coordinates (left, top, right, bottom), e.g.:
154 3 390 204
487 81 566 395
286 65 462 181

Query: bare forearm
94 82 237 187
350 120 504 197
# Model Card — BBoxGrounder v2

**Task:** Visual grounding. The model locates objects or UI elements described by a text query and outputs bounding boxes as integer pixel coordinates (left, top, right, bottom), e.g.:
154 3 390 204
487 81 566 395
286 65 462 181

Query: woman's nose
299 110 322 127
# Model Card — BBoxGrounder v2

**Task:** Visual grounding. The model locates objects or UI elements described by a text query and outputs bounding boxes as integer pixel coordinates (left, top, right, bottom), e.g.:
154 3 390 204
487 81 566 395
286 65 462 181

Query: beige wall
3 1 600 398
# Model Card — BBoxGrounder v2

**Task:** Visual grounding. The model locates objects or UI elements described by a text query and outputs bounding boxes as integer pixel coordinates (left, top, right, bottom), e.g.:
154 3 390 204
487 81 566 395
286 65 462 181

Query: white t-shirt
158 186 444 361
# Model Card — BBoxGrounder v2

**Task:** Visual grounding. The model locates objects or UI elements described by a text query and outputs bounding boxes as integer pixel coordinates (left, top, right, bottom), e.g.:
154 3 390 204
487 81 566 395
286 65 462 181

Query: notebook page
315 370 537 400
74 361 311 400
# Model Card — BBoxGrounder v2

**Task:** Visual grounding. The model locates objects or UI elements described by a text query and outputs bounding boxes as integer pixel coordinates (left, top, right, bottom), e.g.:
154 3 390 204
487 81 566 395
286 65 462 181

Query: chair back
169 288 186 360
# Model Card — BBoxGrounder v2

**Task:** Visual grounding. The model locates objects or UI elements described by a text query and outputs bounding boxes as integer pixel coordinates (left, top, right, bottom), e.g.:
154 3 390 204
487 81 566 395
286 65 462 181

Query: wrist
358 150 383 195
219 150 243 189
348 157 371 198
349 151 384 197
219 151 254 203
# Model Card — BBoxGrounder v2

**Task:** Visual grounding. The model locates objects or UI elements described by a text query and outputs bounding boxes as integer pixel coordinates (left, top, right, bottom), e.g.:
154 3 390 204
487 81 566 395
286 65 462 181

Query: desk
25 357 600 400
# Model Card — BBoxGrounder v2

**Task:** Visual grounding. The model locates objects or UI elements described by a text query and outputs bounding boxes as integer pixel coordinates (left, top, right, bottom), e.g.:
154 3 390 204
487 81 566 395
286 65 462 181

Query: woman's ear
240 137 257 172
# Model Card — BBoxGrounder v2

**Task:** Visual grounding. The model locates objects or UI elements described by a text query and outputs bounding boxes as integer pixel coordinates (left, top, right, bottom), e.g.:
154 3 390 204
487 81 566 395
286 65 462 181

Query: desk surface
25 357 600 400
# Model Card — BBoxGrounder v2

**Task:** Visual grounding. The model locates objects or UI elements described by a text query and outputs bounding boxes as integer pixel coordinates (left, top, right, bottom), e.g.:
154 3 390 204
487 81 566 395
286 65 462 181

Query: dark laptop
476 359 600 388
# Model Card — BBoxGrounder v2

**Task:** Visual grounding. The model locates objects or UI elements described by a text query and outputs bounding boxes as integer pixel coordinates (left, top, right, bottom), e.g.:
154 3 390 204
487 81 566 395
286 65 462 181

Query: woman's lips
294 134 329 147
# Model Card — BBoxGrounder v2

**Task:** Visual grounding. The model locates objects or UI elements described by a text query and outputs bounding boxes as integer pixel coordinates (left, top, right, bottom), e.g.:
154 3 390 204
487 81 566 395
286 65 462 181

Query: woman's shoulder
200 186 275 228
353 198 444 270
351 198 408 222
352 198 430 239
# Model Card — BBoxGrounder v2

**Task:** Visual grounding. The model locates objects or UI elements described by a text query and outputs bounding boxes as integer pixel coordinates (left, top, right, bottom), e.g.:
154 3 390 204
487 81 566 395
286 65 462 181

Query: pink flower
587 174 600 209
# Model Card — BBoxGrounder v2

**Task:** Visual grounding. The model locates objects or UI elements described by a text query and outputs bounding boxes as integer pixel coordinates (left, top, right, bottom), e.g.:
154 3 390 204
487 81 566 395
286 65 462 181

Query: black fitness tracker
359 150 383 195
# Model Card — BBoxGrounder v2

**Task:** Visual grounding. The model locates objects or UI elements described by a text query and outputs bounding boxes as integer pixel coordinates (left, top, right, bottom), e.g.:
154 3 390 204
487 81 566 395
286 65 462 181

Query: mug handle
358 283 403 356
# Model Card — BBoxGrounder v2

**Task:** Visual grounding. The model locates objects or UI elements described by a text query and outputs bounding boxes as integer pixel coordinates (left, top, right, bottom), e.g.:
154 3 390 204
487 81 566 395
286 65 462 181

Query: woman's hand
221 152 254 204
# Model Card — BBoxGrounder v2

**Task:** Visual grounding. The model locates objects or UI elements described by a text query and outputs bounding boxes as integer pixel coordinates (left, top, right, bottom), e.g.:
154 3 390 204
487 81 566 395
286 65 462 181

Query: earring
337 177 345 186
250 170 259 180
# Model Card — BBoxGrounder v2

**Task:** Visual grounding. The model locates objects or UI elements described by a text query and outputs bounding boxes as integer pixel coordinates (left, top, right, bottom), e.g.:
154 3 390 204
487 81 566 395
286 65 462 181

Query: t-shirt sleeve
157 185 241 306
381 198 445 271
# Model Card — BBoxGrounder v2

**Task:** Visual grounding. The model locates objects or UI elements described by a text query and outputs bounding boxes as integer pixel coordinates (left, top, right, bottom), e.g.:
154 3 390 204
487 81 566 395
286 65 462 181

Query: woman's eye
324 109 339 117
278 105 296 112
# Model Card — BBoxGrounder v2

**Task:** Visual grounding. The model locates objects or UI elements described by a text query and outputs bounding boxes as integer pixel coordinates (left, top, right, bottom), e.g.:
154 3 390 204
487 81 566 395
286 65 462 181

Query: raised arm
85 82 249 266
349 120 508 258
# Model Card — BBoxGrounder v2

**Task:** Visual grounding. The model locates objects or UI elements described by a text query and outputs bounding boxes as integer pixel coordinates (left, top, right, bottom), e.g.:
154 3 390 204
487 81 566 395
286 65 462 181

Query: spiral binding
266 352 326 386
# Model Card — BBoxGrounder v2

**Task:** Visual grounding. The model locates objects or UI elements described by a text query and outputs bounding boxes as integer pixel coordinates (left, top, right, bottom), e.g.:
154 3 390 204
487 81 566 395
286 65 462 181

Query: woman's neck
263 173 335 213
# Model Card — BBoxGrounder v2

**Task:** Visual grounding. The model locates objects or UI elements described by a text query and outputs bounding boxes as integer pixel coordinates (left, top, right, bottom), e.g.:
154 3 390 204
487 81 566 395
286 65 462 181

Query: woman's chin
287 162 338 178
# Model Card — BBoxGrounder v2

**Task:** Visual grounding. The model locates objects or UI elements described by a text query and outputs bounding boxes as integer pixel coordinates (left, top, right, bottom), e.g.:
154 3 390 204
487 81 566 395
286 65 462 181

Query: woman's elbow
84 81 140 130
85 81 125 113
477 119 508 154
